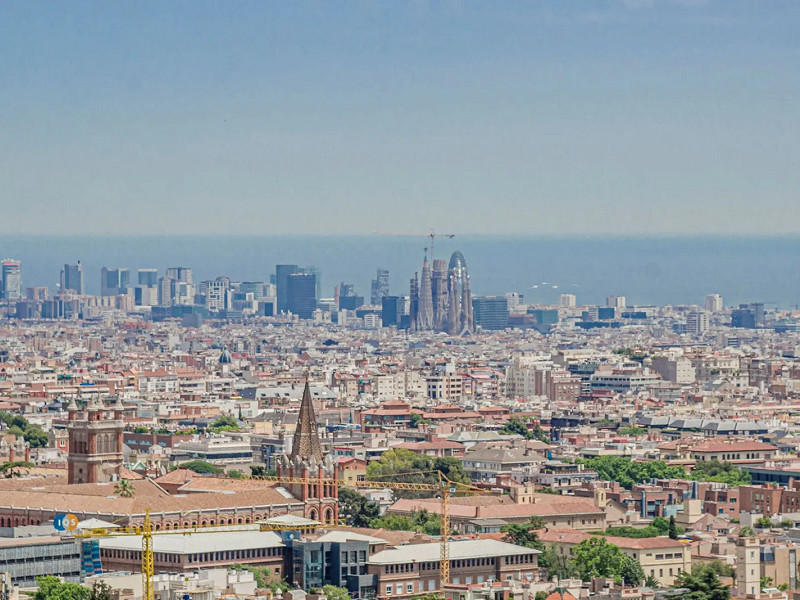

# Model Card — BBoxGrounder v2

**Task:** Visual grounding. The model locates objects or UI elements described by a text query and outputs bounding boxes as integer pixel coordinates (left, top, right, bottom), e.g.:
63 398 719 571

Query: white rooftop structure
99 529 284 554
315 530 386 544
368 539 540 565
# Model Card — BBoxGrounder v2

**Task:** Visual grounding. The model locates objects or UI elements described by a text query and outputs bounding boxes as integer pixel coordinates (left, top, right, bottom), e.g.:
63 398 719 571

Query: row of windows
650 567 681 578
341 550 367 563
385 556 505 575
105 547 282 563
504 554 535 565
188 548 282 563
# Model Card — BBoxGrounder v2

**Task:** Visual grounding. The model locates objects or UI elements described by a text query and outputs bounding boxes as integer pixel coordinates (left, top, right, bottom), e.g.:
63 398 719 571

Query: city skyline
2 1 799 235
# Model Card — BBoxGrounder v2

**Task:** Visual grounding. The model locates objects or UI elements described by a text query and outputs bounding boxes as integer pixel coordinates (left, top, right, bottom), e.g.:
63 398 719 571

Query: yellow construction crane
251 470 486 587
71 471 487 600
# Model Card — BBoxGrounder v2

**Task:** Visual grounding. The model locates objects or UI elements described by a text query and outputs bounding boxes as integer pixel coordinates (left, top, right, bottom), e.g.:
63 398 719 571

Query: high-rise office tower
1 260 22 302
204 279 230 312
472 296 509 331
276 264 301 313
61 262 84 295
137 268 158 287
381 296 404 327
165 267 193 284
287 272 317 319
704 293 723 312
339 282 355 298
559 293 577 308
157 276 175 307
303 266 322 301
100 267 130 297
370 268 389 305
686 310 709 336
606 295 626 309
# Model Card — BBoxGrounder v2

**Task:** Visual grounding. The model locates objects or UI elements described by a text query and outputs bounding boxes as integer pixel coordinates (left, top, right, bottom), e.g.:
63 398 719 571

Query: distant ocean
1 235 799 309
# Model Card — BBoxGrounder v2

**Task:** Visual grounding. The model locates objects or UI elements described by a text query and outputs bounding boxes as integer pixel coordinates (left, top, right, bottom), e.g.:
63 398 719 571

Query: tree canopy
688 460 751 486
34 576 90 600
499 418 549 442
321 585 350 600
365 449 470 498
618 426 647 437
0 460 35 478
571 537 646 585
604 516 684 539
580 456 687 489
180 460 223 474
208 415 240 432
370 509 442 536
338 487 381 528
673 564 731 600
502 518 545 549
0 411 48 448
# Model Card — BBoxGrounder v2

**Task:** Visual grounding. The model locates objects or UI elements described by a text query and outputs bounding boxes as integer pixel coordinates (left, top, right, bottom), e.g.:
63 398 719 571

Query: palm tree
114 479 135 497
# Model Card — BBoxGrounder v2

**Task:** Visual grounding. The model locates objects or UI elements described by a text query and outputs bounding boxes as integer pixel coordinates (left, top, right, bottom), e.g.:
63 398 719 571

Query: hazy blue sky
2 1 799 236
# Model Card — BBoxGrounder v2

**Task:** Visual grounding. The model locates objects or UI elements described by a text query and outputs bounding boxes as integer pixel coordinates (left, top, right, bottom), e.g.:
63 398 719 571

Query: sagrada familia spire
411 250 474 334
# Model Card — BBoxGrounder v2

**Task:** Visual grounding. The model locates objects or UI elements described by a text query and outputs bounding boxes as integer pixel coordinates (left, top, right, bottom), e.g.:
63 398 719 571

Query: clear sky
2 1 799 236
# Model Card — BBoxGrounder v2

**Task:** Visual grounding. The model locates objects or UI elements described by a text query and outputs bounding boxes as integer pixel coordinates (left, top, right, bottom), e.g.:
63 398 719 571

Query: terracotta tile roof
390 496 604 519
0 479 301 516
153 468 198 485
690 438 777 453
539 528 687 550
338 527 431 546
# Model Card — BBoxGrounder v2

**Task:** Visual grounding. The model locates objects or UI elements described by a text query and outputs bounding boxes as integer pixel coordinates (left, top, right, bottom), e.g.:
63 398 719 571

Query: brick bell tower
67 396 125 484
277 381 339 524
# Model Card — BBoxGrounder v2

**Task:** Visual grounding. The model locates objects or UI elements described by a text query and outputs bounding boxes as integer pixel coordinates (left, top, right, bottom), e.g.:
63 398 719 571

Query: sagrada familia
409 250 474 335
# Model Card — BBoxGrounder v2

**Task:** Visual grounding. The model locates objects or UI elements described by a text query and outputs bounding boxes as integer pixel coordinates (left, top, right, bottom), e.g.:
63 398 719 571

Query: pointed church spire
291 380 323 460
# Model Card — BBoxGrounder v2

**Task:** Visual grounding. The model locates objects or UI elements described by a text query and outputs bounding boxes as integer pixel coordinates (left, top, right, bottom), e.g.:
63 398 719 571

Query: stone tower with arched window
277 381 339 524
66 396 124 484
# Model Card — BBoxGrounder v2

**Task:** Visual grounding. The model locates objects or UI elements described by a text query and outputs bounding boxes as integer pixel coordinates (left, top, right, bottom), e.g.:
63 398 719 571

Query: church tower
67 396 124 484
277 381 338 524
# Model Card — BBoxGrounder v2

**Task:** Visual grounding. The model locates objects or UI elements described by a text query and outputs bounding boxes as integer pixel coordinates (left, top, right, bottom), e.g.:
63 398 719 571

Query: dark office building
276 264 301 313
101 267 130 297
339 295 364 311
287 273 317 319
472 296 508 331
61 263 84 295
528 308 559 332
381 296 404 327
597 307 615 320
290 537 373 598
732 303 765 329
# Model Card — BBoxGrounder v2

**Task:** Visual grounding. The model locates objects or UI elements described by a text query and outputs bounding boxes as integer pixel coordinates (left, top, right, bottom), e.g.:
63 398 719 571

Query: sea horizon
1 234 799 309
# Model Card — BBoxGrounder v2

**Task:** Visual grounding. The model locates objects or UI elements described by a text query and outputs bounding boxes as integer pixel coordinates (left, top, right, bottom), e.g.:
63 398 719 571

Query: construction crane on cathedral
69 471 486 600
371 229 456 259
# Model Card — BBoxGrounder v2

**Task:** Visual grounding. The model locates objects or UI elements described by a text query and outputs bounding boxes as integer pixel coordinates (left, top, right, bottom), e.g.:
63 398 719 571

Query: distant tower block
67 397 124 484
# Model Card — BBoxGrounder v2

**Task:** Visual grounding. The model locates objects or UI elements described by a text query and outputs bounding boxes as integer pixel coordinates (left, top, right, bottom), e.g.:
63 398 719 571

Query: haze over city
2 1 800 235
